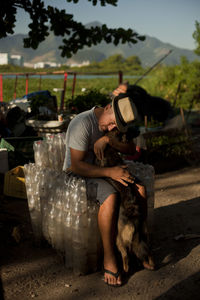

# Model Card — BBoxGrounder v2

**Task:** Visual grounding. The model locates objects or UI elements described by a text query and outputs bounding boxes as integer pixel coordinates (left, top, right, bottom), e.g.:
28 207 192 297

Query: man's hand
112 83 128 97
94 136 109 160
108 165 134 186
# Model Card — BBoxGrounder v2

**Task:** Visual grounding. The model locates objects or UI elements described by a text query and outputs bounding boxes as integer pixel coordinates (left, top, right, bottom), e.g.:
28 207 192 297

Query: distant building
34 61 61 69
10 54 24 66
0 53 9 65
0 52 24 66
24 62 34 68
34 62 45 69
67 60 90 67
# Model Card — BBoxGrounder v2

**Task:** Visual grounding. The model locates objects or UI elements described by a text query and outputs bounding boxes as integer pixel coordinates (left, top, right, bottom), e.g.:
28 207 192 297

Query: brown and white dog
96 128 155 272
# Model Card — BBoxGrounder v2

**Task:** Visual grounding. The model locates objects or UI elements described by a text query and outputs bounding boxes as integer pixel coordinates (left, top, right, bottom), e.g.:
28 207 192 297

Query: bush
66 89 111 113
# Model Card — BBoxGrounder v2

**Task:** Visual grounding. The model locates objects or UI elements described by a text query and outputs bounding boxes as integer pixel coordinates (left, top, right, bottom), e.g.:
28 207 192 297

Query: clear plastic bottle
54 133 66 170
87 202 101 272
63 211 73 269
27 192 43 244
24 164 42 244
78 178 88 214
62 174 73 268
54 186 64 252
33 140 49 168
48 202 56 248
45 191 54 244
69 175 88 274
47 135 57 170
72 213 88 275
39 169 50 241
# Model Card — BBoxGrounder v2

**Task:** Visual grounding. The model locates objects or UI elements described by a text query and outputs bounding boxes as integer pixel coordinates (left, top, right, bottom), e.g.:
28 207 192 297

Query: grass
0 71 184 109
1 75 133 105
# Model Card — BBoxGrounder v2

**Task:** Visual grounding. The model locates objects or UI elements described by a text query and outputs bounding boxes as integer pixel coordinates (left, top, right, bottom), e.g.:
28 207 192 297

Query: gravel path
1 165 200 300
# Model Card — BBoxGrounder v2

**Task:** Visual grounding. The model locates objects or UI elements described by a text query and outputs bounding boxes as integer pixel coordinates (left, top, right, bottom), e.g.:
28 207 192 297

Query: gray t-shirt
63 107 103 170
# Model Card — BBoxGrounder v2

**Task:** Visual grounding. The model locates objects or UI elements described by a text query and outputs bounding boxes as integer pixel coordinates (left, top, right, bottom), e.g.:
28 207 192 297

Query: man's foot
103 269 122 286
103 261 122 286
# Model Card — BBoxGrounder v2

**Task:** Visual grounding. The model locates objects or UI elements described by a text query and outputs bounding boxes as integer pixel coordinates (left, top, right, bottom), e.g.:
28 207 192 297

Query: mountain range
0 21 199 67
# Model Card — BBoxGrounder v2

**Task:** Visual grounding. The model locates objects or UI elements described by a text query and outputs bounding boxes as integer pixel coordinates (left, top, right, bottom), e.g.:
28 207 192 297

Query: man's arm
70 147 134 186
108 135 136 154
94 135 136 160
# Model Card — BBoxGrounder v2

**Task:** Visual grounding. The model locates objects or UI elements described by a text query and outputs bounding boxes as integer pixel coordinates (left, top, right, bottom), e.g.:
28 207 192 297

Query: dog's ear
112 128 121 137
106 128 121 140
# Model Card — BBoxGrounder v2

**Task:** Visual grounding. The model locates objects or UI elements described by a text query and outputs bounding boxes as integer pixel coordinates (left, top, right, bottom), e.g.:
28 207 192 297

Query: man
63 83 139 286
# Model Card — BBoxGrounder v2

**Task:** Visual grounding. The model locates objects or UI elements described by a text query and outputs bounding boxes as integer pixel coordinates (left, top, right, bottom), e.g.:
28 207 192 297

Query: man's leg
98 193 122 286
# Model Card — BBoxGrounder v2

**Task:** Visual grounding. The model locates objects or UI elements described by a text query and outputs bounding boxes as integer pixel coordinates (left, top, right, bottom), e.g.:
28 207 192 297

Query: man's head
98 96 138 133
98 104 117 132
112 95 138 132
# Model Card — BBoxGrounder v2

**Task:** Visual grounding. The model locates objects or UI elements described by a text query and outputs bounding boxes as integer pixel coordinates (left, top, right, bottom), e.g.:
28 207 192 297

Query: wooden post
180 107 189 137
13 75 18 99
39 75 42 90
118 70 123 84
72 73 77 99
173 81 182 107
25 74 29 95
60 72 67 111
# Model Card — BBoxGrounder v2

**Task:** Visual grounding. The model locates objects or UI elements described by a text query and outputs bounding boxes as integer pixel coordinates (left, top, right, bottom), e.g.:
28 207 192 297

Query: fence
0 70 123 110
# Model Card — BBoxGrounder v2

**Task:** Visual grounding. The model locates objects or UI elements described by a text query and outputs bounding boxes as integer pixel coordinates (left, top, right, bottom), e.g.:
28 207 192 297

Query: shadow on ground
153 196 200 267
155 271 200 300
0 167 200 299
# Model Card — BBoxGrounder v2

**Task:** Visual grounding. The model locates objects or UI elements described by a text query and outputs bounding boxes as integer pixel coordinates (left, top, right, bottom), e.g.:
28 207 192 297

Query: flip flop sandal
103 268 122 287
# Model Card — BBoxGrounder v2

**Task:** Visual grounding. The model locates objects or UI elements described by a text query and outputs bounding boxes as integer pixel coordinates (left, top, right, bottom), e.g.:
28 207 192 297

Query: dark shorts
86 177 118 205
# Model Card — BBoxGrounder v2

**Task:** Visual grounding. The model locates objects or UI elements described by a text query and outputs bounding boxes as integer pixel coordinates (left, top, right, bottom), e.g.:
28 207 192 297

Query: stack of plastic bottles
33 132 66 171
24 133 101 275
126 160 155 232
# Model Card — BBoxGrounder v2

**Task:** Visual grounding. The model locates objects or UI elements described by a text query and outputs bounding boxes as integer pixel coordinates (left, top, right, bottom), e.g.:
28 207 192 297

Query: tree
0 0 145 58
193 20 200 56
98 54 125 71
125 55 141 66
124 55 141 69
103 54 125 65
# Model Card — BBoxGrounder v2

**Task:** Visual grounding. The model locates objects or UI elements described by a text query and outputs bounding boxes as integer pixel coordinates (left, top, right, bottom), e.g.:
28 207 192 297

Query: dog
96 128 155 272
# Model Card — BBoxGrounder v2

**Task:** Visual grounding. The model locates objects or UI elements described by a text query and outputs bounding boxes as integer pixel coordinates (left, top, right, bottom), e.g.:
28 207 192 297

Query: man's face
98 105 117 132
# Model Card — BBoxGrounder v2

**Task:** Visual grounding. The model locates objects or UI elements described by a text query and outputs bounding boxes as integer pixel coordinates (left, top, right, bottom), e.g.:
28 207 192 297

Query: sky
14 0 200 50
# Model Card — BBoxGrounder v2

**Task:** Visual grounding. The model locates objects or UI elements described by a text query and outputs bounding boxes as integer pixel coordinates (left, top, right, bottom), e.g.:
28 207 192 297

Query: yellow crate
4 166 27 199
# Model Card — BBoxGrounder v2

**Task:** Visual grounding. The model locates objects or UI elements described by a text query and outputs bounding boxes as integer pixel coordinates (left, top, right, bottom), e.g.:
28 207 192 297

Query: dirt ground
0 163 200 300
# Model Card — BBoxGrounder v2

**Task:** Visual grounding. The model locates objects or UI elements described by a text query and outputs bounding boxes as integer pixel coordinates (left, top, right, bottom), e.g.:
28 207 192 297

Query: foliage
96 54 142 73
74 54 143 74
193 20 200 56
66 89 110 113
0 0 145 58
145 132 192 158
140 58 200 110
124 56 142 70
99 54 125 70
145 118 164 128
0 64 34 73
29 94 51 116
